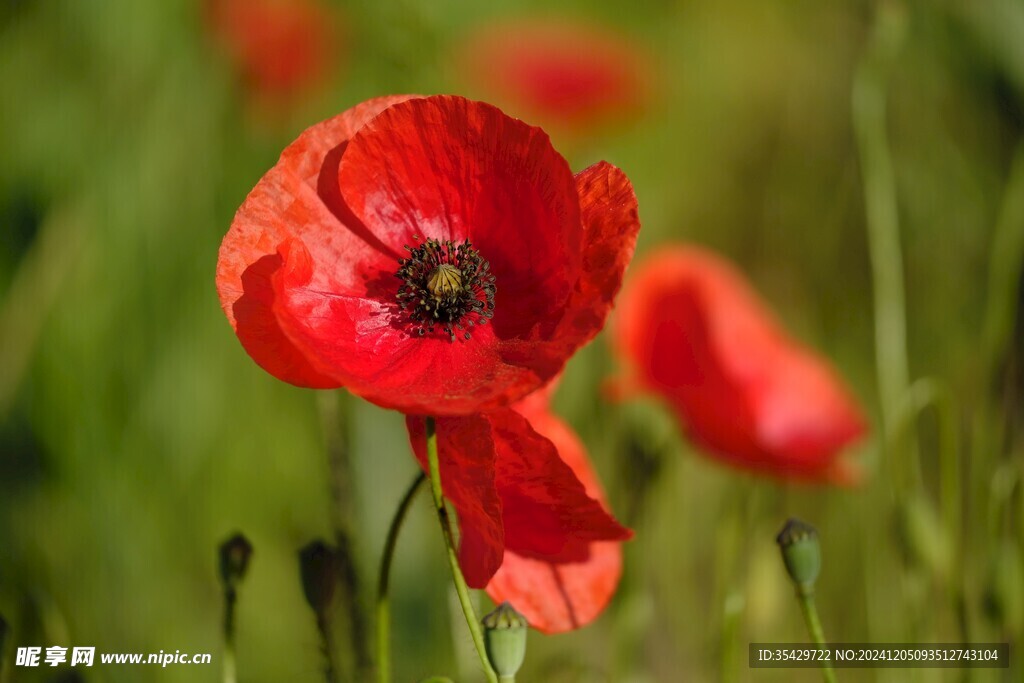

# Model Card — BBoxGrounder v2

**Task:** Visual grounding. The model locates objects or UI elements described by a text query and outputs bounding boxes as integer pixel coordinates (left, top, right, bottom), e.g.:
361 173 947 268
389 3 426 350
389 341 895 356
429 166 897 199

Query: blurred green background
1 0 1023 681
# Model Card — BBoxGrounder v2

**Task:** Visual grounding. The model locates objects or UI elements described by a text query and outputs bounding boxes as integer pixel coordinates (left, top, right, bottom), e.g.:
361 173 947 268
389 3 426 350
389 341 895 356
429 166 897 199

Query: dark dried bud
219 533 254 591
299 540 339 615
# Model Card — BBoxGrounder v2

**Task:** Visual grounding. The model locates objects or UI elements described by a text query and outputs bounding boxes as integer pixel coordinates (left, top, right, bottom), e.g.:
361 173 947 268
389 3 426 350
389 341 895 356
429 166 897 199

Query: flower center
395 236 496 341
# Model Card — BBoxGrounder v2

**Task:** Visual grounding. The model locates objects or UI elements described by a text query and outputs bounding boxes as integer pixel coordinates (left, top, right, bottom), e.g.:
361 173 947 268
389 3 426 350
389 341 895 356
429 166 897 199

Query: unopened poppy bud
218 532 254 590
298 540 338 615
776 518 821 590
482 602 528 680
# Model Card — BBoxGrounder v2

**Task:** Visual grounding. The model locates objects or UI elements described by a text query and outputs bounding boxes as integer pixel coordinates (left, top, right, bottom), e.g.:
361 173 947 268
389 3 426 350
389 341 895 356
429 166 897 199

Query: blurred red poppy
206 0 339 101
216 95 640 415
457 18 649 131
406 383 631 624
612 247 867 484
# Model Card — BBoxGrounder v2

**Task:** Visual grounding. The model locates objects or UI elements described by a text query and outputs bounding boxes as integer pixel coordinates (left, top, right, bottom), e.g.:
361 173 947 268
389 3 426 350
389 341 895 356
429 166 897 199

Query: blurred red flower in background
206 0 340 101
456 18 649 131
406 380 630 628
216 95 640 415
612 247 867 484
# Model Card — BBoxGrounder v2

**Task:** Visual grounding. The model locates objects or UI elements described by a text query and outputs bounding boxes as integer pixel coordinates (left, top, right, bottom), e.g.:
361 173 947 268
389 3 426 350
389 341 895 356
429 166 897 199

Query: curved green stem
424 417 499 683
376 472 426 683
796 586 837 683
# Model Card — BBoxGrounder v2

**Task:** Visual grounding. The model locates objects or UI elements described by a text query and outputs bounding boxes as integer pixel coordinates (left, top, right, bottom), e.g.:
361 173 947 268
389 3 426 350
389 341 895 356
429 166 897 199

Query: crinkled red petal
408 408 630 589
489 409 630 562
614 246 867 483
216 95 416 387
558 161 641 348
486 395 625 633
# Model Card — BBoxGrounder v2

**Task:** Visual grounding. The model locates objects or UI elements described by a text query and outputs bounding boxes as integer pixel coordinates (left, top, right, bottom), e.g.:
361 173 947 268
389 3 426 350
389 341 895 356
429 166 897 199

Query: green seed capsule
482 602 528 680
776 518 821 589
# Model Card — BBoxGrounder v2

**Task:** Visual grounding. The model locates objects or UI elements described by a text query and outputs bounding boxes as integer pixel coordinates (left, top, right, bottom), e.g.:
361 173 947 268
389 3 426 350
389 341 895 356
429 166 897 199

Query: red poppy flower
456 18 649 131
612 246 867 484
206 0 339 100
216 95 640 415
405 383 631 625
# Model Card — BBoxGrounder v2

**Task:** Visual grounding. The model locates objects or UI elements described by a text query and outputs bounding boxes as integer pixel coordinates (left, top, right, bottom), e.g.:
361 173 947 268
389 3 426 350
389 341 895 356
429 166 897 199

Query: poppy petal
216 95 416 387
487 396 624 633
489 409 631 562
408 409 630 588
557 161 641 348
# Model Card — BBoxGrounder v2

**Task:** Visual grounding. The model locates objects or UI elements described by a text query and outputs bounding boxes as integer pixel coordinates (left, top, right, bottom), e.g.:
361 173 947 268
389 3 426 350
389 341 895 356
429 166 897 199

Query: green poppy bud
218 532 254 590
298 540 339 615
776 518 821 590
481 602 528 680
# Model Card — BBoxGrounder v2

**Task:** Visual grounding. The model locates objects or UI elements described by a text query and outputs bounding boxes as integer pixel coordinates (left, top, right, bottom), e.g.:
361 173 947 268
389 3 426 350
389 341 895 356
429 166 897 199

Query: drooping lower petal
407 408 630 590
486 393 626 633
